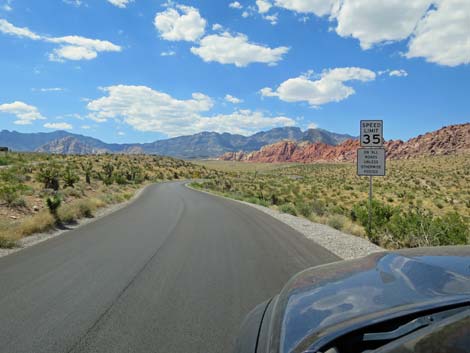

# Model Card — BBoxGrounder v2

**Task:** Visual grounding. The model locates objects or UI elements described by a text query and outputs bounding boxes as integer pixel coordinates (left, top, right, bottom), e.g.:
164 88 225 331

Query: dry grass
0 153 219 247
193 154 470 248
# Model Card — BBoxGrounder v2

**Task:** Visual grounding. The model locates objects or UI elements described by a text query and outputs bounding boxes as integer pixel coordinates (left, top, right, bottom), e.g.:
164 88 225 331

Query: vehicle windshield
0 1 469 353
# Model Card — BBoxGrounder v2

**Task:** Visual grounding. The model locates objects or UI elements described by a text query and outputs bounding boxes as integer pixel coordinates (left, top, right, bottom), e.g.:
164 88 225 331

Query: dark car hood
268 246 470 353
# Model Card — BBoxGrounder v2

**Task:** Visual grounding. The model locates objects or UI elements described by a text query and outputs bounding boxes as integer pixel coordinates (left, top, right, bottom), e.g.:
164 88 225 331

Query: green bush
429 212 468 246
352 200 396 235
311 199 326 216
0 184 21 205
80 161 93 184
46 194 62 223
279 203 297 216
114 173 128 185
296 202 312 217
77 201 94 218
10 197 27 208
63 165 79 188
327 215 346 230
386 208 434 247
37 164 60 190
0 236 16 249
0 156 11 166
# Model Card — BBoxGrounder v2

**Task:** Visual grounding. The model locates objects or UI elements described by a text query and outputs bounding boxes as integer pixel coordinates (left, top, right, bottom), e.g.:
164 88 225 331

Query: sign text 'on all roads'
360 120 383 147
357 148 386 176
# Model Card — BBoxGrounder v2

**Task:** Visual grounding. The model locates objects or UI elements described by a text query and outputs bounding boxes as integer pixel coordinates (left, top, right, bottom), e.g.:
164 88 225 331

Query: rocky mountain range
0 127 354 159
219 123 470 162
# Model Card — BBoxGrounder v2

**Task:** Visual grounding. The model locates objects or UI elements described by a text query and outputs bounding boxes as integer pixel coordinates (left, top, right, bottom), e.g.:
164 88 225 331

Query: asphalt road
0 182 339 353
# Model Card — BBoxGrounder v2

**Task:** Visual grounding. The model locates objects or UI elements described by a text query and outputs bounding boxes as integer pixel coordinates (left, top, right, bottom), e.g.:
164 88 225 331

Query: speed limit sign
360 120 383 147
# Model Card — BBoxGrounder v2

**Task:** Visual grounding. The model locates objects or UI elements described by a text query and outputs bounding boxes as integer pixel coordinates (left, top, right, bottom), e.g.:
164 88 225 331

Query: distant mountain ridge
0 127 354 158
219 123 470 162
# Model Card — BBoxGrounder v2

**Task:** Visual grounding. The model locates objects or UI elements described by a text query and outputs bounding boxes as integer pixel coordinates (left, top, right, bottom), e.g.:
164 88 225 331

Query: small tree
46 194 61 224
37 164 60 190
102 163 114 185
81 161 93 184
63 165 79 188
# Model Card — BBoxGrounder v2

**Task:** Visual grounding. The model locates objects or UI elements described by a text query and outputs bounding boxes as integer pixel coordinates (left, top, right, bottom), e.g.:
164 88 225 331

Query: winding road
0 182 338 353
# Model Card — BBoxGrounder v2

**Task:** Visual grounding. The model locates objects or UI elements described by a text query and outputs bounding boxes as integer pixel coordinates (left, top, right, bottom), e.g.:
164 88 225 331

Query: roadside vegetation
0 152 219 248
194 155 470 249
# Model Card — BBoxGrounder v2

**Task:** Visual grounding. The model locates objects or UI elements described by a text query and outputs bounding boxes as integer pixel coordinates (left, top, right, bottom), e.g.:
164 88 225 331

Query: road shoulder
0 183 153 259
186 183 384 260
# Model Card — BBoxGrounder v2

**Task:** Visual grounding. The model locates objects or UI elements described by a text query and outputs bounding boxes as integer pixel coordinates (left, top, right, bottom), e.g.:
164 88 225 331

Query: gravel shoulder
187 184 384 260
0 183 152 259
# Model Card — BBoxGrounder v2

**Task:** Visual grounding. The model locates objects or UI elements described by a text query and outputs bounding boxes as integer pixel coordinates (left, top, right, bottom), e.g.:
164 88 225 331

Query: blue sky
0 0 469 143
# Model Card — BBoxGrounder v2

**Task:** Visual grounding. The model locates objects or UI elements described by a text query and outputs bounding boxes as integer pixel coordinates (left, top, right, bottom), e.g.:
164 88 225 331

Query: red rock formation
219 123 470 163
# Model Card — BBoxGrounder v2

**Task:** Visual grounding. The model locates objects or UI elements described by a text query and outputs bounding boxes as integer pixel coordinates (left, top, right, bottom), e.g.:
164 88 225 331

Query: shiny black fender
234 246 470 353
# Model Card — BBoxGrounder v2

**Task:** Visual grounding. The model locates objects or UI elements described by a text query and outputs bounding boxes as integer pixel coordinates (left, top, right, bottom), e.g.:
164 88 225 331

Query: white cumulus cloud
256 0 272 13
107 0 133 8
154 4 206 42
274 0 337 16
225 94 243 104
406 0 470 66
261 67 376 107
86 85 295 136
265 0 469 67
190 32 289 67
0 19 121 61
0 18 41 39
0 101 46 125
195 110 295 136
229 1 243 9
44 122 73 130
389 69 408 77
333 0 434 50
263 13 278 25
160 50 176 56
63 0 84 7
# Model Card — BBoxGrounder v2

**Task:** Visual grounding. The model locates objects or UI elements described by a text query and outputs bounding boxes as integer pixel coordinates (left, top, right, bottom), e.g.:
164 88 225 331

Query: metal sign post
369 175 372 237
357 120 386 237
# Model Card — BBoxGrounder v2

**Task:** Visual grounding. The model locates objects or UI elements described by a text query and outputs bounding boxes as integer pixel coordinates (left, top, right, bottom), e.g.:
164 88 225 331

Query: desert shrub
430 212 469 245
352 200 396 234
63 165 79 188
37 164 60 190
0 236 16 248
10 197 27 208
58 204 78 224
101 163 114 185
311 199 326 216
0 168 22 183
114 172 128 185
296 202 312 218
386 208 434 247
46 194 62 223
330 205 347 216
62 186 84 198
270 193 280 205
77 200 94 218
279 203 297 216
388 209 458 247
327 214 347 230
0 156 11 166
246 196 269 207
18 211 55 236
81 161 93 184
0 184 23 206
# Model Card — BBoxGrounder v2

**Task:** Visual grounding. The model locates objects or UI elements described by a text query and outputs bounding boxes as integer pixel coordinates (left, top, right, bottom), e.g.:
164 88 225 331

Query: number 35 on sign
360 120 383 147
